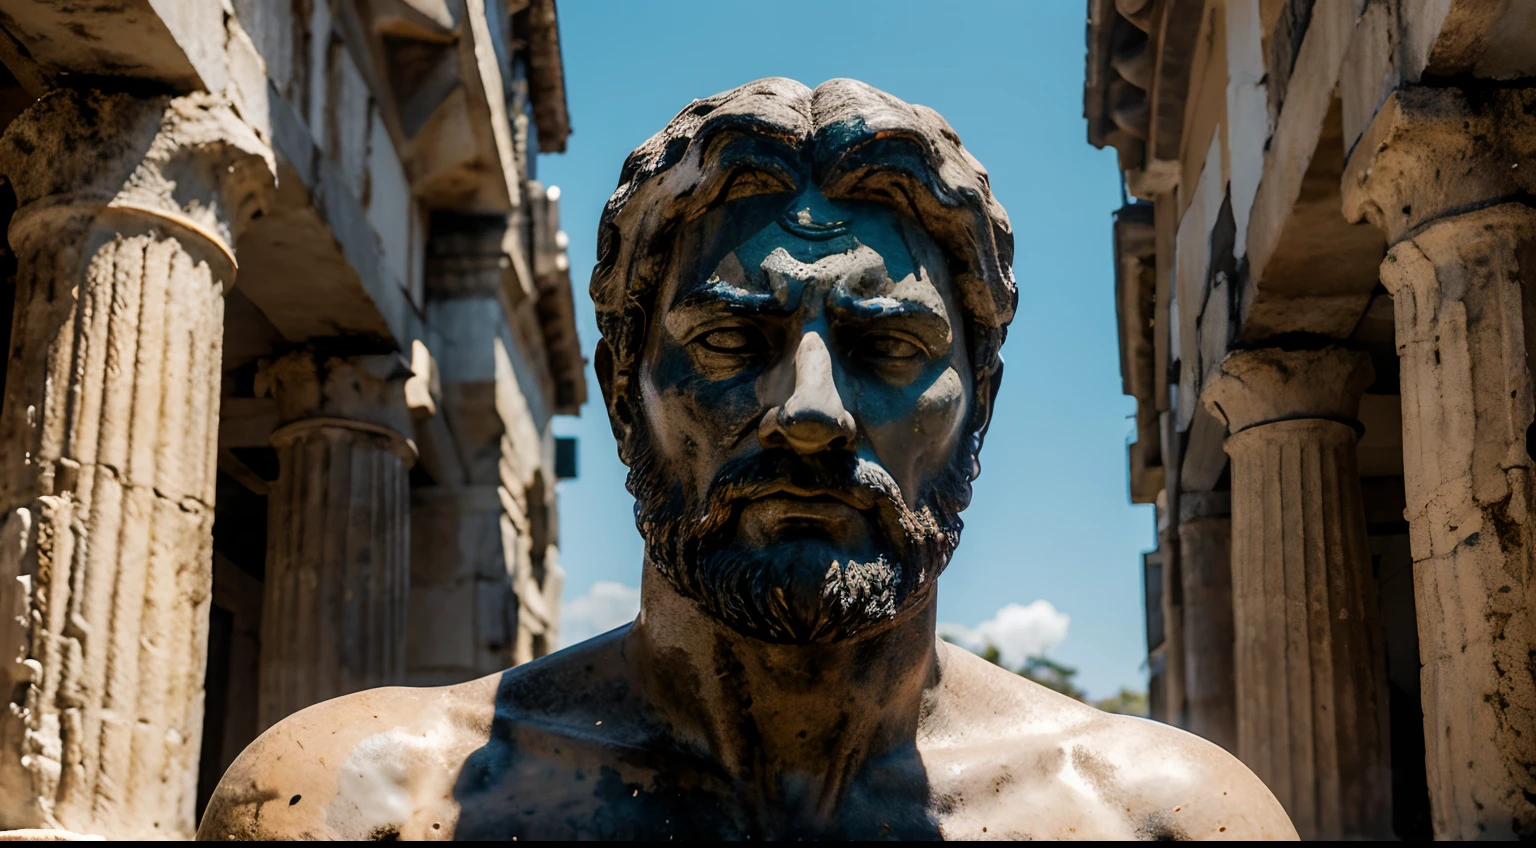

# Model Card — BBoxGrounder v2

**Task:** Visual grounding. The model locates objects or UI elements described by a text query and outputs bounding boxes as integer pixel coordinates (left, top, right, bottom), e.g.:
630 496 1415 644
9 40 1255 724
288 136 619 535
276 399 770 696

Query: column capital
257 350 417 464
1382 202 1536 298
0 89 274 276
1342 86 1536 244
1201 347 1374 435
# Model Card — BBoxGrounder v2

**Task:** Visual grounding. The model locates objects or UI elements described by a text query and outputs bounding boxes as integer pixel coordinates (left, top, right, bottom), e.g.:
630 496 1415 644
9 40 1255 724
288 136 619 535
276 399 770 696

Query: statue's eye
695 326 766 355
860 333 925 361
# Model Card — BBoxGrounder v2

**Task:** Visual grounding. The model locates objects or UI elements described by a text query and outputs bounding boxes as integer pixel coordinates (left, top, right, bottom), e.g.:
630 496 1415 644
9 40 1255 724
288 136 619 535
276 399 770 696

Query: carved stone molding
1342 87 1536 244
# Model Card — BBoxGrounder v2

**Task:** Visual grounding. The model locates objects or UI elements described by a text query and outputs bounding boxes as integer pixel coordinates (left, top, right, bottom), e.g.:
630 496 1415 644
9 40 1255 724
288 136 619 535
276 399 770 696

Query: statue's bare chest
438 722 1144 841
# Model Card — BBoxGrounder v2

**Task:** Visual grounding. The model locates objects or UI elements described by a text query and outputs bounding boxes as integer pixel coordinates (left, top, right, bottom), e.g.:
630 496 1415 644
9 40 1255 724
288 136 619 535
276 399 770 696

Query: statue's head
591 78 1014 644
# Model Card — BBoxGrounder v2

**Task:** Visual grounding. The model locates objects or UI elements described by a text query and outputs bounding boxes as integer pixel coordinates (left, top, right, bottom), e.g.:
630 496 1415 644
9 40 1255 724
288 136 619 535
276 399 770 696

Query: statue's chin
659 539 912 644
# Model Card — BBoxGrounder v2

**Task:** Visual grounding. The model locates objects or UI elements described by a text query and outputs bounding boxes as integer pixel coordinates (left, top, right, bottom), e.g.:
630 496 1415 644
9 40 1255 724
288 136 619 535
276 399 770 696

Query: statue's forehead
666 194 955 315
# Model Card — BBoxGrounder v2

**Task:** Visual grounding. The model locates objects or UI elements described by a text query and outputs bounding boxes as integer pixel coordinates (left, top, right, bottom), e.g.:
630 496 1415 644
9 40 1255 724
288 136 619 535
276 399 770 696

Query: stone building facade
0 0 582 840
1088 0 1536 840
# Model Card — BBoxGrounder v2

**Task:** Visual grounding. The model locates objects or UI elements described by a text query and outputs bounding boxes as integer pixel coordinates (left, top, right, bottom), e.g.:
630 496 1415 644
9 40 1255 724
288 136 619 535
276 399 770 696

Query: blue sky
540 0 1154 699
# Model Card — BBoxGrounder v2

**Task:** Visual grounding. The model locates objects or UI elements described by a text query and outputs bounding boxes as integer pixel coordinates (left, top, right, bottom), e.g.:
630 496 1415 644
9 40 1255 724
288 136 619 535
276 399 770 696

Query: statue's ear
594 339 635 462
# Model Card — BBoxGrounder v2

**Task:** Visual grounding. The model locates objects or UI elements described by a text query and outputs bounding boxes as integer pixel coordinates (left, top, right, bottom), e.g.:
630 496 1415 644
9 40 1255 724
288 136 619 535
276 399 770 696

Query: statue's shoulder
936 644 1297 840
196 675 500 840
197 631 634 840
1068 711 1298 840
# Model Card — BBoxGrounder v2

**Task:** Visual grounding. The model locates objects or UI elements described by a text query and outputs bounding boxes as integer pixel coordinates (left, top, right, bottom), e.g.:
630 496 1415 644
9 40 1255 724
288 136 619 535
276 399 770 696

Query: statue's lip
749 482 873 510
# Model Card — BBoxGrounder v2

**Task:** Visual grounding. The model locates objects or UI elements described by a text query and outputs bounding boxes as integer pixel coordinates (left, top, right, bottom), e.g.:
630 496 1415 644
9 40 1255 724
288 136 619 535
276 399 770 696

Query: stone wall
1088 0 1536 839
0 0 582 839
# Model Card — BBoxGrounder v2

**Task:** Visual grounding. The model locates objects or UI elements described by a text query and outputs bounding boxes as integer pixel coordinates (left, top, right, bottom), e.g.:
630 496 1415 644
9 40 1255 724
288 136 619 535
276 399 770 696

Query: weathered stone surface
1203 347 1375 434
256 351 416 731
1342 87 1536 245
1402 0 1536 82
0 0 582 839
1340 80 1536 838
420 215 564 673
0 827 103 840
1378 203 1536 839
0 0 227 94
1203 348 1391 840
0 90 272 839
1090 2 1536 840
1155 493 1185 726
1178 491 1235 754
407 486 517 684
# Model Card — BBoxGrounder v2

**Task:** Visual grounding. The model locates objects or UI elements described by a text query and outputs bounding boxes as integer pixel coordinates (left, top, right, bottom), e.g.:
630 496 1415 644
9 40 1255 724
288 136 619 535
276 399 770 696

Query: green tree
1093 687 1149 717
1017 656 1086 701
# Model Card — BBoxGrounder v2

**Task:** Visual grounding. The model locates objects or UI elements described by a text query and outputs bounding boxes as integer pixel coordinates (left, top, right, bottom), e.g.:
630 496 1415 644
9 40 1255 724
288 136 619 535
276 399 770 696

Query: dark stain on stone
1137 810 1187 841
288 794 301 806
367 824 400 841
991 766 1015 793
1071 746 1115 789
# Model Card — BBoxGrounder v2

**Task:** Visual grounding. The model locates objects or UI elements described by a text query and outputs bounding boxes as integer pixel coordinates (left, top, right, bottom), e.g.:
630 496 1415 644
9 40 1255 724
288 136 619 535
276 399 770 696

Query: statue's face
630 185 975 642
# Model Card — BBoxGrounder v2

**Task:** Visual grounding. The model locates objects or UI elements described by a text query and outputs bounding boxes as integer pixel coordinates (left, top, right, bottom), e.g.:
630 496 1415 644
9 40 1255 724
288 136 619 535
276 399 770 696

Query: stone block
224 15 271 143
326 41 371 203
406 581 476 672
366 112 413 296
474 577 513 652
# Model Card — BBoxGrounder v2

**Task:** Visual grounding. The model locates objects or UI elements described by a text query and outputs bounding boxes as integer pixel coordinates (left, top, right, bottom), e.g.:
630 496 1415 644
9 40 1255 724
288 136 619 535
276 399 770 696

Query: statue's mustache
693 449 909 534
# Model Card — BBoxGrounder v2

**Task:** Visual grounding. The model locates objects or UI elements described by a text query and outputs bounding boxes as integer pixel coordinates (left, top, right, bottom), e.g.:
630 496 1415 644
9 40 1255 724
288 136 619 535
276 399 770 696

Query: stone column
1342 87 1536 839
255 351 416 730
1380 206 1536 839
1155 492 1185 726
1177 491 1235 754
0 91 271 839
1202 347 1391 840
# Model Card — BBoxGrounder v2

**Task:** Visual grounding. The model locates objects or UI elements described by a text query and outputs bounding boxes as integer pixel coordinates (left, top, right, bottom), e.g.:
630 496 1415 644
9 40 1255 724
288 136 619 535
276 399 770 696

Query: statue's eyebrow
664 280 792 335
829 294 951 335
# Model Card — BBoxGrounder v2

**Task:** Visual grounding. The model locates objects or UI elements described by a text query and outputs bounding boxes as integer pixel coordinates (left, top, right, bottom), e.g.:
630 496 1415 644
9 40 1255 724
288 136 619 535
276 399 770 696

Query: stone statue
199 79 1296 841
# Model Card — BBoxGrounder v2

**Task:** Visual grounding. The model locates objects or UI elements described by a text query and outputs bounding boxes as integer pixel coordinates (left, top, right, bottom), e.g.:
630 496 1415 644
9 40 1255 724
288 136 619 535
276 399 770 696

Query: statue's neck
626 563 942 829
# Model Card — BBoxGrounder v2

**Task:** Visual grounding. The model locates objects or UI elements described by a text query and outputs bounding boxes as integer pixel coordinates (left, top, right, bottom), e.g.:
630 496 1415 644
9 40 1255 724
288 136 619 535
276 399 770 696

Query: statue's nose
758 331 857 454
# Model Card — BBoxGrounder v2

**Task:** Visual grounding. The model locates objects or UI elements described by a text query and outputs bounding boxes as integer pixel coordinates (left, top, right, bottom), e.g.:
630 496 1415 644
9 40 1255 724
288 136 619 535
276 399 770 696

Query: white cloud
938 600 1070 670
559 580 641 648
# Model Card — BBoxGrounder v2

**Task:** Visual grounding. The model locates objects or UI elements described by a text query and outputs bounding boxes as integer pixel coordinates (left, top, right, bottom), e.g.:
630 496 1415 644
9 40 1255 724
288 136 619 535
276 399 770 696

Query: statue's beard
627 441 969 643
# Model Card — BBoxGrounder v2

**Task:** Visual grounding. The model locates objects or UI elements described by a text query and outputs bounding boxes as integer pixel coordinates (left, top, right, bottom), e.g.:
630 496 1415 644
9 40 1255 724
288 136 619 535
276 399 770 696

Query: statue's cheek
859 366 967 435
862 366 969 491
912 367 969 445
678 376 762 444
647 349 762 452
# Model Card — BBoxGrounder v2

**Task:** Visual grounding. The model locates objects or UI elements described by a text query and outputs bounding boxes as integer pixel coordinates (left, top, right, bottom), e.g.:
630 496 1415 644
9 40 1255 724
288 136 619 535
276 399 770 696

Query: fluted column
0 91 272 839
1382 206 1536 839
1178 491 1235 754
256 352 416 730
1343 86 1536 839
1155 495 1185 727
1203 348 1391 840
